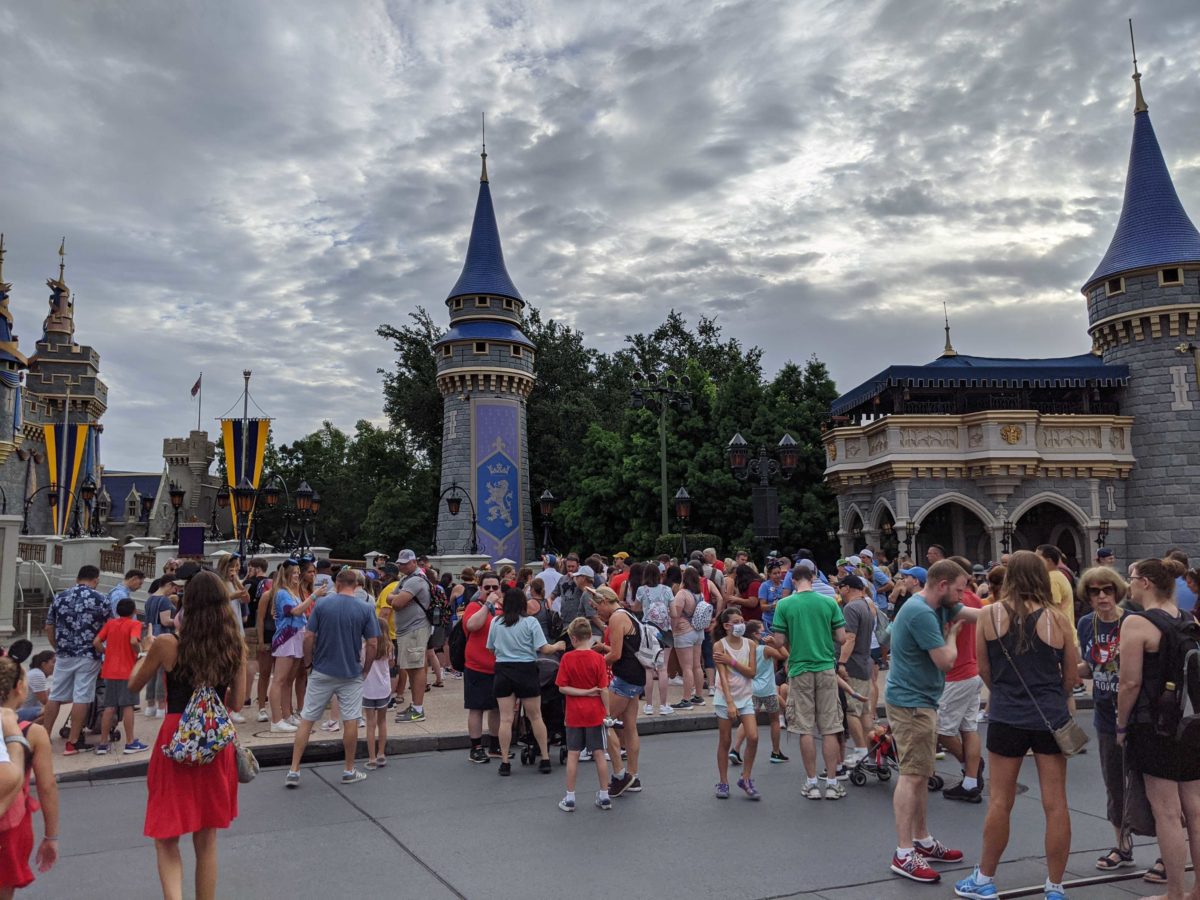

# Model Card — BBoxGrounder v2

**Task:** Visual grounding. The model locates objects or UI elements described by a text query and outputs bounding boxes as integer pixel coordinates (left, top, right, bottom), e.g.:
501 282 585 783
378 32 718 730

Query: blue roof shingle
432 320 533 349
1086 110 1200 289
446 177 523 303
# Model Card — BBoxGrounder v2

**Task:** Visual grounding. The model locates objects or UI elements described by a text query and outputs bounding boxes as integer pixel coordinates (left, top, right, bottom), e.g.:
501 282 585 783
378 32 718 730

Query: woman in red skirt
130 570 246 900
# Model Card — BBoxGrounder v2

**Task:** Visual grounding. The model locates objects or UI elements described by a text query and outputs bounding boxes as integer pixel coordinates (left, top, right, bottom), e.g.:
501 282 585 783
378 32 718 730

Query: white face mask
731 622 746 637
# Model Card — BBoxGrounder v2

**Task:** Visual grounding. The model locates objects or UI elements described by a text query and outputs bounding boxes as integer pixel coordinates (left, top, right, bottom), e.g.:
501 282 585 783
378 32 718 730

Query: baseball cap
575 565 596 580
544 553 557 566
900 566 928 585
837 574 866 590
396 549 417 564
172 561 204 586
793 559 818 575
613 551 629 560
382 562 400 578
846 555 862 567
595 586 619 604
859 549 874 559
1097 548 1114 559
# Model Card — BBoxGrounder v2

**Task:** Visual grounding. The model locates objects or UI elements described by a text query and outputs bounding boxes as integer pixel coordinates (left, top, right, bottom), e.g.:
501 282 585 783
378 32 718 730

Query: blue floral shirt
47 583 112 659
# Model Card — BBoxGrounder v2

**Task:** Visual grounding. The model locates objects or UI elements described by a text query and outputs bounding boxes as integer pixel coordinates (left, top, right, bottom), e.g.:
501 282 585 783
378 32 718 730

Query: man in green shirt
770 560 846 800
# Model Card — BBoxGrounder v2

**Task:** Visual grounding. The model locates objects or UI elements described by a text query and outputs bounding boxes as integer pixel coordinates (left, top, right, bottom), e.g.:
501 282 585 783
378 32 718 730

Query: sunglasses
1087 585 1117 597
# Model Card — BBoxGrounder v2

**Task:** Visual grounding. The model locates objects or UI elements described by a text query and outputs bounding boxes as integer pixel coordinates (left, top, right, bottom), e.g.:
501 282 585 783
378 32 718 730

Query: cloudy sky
2 1 1198 470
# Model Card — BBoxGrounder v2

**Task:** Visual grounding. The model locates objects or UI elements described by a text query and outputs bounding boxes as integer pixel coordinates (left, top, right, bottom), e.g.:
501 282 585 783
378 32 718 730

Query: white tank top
718 637 754 705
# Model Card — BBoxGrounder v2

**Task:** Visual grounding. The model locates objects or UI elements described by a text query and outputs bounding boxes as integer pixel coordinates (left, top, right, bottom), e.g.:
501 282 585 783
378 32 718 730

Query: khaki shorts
937 675 982 737
786 669 843 736
844 676 872 718
395 625 431 670
886 703 937 778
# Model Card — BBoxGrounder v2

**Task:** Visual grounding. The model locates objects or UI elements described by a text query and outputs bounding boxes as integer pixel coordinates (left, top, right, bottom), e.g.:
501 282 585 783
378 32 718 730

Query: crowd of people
1 535 1198 899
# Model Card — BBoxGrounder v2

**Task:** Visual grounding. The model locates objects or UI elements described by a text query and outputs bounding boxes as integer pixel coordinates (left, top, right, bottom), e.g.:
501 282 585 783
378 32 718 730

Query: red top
946 589 982 682
738 580 763 621
556 648 608 727
97 617 142 680
608 571 629 601
713 561 725 572
463 601 496 674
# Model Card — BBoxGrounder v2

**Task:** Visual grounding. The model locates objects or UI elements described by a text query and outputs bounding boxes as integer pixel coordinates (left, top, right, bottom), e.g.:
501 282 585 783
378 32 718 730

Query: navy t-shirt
1077 610 1126 733
307 593 381 680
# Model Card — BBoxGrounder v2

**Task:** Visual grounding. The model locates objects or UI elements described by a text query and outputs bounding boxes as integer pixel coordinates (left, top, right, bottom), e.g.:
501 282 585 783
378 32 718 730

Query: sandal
1096 847 1134 870
1144 858 1167 883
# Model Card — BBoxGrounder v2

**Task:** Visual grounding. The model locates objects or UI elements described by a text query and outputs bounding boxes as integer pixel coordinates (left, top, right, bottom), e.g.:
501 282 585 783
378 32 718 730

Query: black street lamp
88 488 109 537
20 483 57 536
167 482 185 543
727 432 797 542
139 493 154 524
631 371 692 535
674 486 692 557
433 481 478 555
1096 518 1111 550
232 478 256 558
538 489 558 556
67 476 98 539
209 483 229 541
1001 519 1014 554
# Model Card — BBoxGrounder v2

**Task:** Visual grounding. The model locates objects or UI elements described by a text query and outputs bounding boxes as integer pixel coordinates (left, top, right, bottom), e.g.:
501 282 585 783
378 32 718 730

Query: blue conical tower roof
446 153 523 303
1086 84 1200 289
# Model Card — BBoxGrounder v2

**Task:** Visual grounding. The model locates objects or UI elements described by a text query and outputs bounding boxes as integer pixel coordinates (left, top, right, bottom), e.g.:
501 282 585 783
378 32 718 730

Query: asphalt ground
24 714 1183 899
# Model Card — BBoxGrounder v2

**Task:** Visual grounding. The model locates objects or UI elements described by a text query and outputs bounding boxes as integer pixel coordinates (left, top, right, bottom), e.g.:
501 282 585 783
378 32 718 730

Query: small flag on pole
190 374 202 398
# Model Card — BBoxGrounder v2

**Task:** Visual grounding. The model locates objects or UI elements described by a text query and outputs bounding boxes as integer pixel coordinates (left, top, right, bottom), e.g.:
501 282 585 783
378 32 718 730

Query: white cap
576 565 596 579
859 549 874 559
846 555 862 566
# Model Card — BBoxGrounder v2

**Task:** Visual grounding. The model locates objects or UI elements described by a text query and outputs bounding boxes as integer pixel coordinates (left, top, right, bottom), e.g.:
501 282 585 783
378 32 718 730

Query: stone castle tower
433 148 535 564
1085 63 1200 558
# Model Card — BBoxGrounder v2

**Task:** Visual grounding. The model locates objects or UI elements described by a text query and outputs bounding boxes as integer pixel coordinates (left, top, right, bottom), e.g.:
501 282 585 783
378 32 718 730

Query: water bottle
1155 680 1179 736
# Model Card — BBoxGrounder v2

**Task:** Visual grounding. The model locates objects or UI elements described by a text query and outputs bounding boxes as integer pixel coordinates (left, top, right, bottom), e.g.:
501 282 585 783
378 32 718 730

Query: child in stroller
514 656 566 765
848 722 946 791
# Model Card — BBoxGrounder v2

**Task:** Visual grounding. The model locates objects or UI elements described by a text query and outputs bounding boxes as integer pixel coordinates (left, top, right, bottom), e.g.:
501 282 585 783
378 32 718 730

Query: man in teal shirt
884 559 980 885
770 563 846 800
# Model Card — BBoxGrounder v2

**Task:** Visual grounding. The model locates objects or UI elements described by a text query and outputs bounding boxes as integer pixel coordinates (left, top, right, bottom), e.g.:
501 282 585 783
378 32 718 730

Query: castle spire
57 236 65 284
480 112 489 183
1130 19 1148 114
1084 35 1200 291
0 234 6 285
42 237 75 342
446 141 522 303
941 302 956 357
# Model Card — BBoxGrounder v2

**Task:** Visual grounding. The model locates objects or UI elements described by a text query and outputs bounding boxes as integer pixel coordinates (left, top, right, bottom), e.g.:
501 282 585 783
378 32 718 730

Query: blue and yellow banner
43 423 94 534
220 418 270 539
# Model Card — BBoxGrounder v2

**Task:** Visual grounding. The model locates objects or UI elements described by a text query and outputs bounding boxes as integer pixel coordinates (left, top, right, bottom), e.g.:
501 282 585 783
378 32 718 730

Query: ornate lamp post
209 483 230 541
727 432 797 541
88 488 109 537
68 476 98 539
631 371 692 535
139 493 154 523
674 486 692 558
432 481 478 555
1001 519 1014 554
20 483 57 536
1095 518 1111 550
538 489 558 556
167 482 185 543
232 477 256 559
294 481 315 555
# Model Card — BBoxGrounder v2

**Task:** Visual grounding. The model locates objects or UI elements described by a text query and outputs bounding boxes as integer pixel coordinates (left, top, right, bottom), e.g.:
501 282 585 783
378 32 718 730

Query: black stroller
515 656 566 765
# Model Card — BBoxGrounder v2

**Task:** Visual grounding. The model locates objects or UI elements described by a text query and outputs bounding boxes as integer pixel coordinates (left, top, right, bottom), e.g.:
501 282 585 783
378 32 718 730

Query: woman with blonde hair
130 570 245 900
214 554 250 724
1116 557 1200 896
1074 566 1135 872
957 550 1079 900
264 561 314 733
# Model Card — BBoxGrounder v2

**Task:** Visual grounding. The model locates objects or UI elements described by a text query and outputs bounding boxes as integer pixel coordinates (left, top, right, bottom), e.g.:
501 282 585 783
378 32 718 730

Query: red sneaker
917 838 963 863
890 851 940 883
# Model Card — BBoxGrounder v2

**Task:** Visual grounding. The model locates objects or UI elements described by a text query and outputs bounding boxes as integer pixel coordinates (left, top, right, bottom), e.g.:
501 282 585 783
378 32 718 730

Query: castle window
510 344 522 357
475 296 489 307
1105 277 1125 297
442 345 452 358
452 298 463 310
1160 267 1183 286
503 298 515 310
474 342 488 354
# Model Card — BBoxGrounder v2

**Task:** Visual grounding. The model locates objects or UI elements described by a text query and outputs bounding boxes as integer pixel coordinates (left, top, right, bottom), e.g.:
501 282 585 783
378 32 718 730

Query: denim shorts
609 675 642 699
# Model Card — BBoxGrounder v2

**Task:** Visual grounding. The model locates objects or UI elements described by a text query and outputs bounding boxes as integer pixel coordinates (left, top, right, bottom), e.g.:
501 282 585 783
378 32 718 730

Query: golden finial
1130 19 1148 114
942 302 957 357
480 112 489 183
57 236 65 283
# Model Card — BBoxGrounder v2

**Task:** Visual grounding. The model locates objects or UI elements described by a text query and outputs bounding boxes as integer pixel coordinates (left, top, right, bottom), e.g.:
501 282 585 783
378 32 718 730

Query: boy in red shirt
92 598 148 755
555 616 611 811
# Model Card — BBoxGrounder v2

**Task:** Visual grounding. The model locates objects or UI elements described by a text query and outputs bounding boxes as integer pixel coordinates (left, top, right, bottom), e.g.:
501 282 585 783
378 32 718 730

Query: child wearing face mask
711 608 760 801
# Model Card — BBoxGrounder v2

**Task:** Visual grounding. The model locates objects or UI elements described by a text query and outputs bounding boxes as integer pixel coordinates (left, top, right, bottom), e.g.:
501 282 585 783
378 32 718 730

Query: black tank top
611 609 645 686
1133 608 1189 725
165 668 228 714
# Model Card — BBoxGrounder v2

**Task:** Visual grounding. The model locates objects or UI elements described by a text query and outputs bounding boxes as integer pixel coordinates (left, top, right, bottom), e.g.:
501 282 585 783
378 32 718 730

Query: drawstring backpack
161 686 237 765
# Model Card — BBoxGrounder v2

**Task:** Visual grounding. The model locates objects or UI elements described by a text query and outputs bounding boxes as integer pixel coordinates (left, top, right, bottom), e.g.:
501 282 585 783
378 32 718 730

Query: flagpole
239 370 251 557
59 390 69 535
196 372 202 432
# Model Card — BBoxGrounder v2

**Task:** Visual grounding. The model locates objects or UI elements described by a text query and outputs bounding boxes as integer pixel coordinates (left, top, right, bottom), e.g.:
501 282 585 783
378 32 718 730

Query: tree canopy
273 307 839 561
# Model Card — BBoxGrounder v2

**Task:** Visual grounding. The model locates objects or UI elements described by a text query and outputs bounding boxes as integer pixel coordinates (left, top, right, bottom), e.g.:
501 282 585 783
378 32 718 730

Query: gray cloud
0 0 1197 468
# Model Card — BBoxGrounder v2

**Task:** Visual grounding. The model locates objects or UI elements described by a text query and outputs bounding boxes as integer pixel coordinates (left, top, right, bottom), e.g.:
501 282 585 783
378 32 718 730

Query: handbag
235 739 259 784
992 605 1090 757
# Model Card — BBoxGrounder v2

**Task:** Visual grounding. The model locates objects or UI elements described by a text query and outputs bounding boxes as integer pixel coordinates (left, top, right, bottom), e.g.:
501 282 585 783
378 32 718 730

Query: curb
57 710 723 784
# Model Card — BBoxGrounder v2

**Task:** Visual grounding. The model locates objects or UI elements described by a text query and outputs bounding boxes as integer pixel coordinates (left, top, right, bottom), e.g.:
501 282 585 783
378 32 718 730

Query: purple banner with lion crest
473 399 523 565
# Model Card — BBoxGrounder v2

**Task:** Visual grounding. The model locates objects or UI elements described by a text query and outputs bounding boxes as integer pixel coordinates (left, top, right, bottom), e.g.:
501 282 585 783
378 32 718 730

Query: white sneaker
659 704 675 715
256 708 270 723
708 688 715 697
579 748 592 762
286 714 300 726
143 707 158 718
270 720 298 733
644 703 654 716
156 708 166 718
230 712 247 724
669 676 684 686
357 718 366 729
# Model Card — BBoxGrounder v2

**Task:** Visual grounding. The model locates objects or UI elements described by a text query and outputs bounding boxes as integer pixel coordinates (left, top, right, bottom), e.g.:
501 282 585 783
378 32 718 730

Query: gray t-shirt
392 574 432 637
841 597 875 681
308 593 381 680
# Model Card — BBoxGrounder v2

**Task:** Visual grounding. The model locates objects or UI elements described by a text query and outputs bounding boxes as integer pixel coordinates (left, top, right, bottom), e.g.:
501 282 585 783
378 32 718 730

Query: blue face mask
731 622 746 637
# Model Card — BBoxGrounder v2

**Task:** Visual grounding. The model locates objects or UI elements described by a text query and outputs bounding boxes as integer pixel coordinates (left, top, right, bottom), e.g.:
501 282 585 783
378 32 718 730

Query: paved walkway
27 717 1170 899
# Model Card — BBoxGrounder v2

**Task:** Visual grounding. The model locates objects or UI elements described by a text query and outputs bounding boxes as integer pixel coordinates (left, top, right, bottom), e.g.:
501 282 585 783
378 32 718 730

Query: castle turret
432 146 535 564
1085 60 1200 557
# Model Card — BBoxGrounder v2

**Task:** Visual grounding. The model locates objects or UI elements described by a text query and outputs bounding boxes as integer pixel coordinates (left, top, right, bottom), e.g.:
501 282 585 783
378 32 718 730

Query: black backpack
1143 609 1200 745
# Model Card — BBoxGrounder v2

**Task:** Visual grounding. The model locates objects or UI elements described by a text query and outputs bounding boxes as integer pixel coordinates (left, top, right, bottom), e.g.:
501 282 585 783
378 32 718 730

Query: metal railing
99 548 125 574
53 545 62 566
134 552 156 574
17 542 44 563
